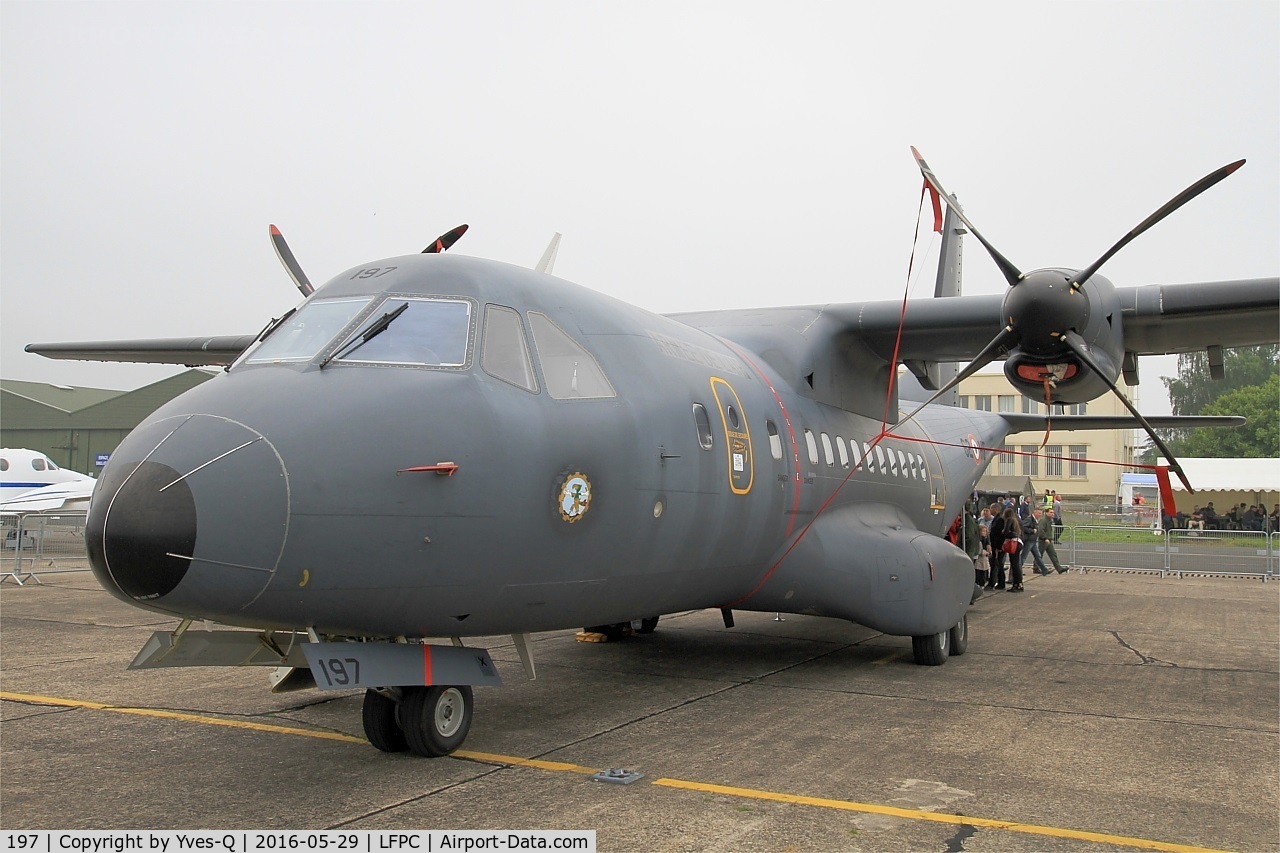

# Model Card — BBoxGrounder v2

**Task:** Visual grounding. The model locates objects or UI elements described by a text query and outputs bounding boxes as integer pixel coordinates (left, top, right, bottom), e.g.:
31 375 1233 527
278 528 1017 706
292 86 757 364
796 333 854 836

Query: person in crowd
987 503 1008 590
1242 505 1262 531
1202 502 1219 530
1040 509 1068 573
1187 505 1205 532
961 507 982 585
1269 504 1280 533
1027 508 1051 575
1052 491 1064 542
1018 495 1034 524
975 507 992 587
1042 489 1054 513
1002 508 1026 592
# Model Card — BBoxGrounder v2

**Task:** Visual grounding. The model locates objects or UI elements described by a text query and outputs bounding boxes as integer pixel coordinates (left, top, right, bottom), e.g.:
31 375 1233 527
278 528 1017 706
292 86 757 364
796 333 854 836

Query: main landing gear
362 685 474 756
911 613 968 666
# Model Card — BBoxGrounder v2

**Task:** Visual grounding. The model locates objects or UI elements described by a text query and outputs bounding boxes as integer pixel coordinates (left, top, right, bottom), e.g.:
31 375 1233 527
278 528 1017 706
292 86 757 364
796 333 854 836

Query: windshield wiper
319 302 408 368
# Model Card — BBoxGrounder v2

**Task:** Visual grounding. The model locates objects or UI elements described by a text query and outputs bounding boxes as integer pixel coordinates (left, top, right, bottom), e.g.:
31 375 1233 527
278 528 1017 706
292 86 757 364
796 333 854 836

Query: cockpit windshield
241 295 473 369
333 297 472 367
244 298 369 364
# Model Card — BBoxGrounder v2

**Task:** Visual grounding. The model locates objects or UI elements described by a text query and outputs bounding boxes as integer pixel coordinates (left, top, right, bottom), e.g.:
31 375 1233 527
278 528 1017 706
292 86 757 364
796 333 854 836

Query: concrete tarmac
2 568 1277 852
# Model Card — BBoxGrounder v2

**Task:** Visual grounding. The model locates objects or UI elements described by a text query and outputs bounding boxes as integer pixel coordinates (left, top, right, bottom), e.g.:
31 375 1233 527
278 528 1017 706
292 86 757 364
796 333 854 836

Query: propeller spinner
901 149 1248 492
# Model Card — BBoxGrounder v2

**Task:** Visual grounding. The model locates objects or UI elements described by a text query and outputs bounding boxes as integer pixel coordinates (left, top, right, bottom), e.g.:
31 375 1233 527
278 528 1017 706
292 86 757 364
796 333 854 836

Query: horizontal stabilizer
1000 414 1244 434
25 335 258 366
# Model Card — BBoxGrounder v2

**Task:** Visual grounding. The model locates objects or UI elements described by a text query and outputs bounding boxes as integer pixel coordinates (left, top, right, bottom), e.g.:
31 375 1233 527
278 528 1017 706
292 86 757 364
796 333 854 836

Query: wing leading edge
25 335 258 367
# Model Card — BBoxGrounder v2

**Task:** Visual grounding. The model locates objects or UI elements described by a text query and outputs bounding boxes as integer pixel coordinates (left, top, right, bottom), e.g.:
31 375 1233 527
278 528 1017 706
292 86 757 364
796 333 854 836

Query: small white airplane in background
0 449 96 513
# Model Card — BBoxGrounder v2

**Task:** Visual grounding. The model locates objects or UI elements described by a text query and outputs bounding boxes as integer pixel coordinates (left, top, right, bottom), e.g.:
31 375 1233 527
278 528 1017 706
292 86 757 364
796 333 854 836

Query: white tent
1158 458 1280 493
1158 458 1280 519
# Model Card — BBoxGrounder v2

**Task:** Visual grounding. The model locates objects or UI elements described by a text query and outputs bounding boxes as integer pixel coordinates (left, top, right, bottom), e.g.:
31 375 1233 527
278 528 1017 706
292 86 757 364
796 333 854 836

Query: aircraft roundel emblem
966 434 982 463
557 472 592 523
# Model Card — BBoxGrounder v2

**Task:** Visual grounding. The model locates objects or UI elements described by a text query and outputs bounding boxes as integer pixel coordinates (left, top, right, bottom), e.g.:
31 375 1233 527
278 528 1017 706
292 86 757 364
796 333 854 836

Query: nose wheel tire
912 627 950 666
400 685 474 757
948 613 969 656
361 689 409 753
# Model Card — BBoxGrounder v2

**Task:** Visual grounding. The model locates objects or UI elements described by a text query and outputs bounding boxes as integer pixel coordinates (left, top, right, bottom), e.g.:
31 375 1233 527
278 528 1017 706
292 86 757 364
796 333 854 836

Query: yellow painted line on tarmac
870 649 904 665
454 750 598 774
2 690 1230 853
0 691 365 744
650 778 1230 853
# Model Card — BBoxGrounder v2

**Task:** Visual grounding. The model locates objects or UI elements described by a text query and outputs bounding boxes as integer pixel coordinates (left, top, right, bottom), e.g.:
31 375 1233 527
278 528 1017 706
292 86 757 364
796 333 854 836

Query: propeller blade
423 223 469 254
269 225 314 297
1071 159 1245 290
911 147 1024 287
896 325 1020 428
1060 331 1194 492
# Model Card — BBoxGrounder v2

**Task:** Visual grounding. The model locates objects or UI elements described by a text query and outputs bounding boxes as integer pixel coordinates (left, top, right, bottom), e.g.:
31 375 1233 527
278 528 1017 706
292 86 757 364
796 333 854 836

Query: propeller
422 223 468 254
898 149 1248 492
269 224 314 297
270 223 470 297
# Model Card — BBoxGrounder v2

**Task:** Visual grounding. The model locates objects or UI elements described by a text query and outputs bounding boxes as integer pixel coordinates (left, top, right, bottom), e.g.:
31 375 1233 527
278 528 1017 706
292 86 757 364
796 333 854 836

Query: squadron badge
557 472 593 523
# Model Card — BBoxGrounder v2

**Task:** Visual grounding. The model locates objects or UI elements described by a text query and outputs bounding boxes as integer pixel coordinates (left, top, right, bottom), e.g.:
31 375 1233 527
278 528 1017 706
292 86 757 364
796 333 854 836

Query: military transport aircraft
27 151 1279 757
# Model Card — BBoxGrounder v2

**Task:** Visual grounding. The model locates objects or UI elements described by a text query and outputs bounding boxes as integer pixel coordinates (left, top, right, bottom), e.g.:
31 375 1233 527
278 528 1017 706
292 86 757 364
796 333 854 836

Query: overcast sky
2 1 1276 416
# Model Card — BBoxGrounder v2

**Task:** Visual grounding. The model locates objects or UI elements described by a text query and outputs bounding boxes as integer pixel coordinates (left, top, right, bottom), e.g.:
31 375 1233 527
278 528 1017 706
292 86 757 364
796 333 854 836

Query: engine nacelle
1000 269 1125 405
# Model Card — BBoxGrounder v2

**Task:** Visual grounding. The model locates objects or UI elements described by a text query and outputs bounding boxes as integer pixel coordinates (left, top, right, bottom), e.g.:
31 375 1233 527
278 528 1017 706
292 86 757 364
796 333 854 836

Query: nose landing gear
362 685 474 757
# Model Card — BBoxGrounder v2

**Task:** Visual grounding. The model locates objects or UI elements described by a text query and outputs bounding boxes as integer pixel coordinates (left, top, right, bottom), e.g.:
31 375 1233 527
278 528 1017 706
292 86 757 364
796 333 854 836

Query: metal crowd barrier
1063 525 1276 581
1 511 91 585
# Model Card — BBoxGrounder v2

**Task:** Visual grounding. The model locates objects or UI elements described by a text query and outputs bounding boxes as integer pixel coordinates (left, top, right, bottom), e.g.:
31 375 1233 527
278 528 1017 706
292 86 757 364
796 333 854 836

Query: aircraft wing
0 480 95 514
24 334 258 367
999 414 1244 434
840 278 1279 363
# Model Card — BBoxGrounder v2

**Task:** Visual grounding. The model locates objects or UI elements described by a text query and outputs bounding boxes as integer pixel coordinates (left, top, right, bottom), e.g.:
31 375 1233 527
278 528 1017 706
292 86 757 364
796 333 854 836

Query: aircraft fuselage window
836 436 849 468
245 298 369 364
804 430 818 465
874 444 886 473
766 420 783 460
337 298 471 366
693 404 714 449
862 442 874 473
482 305 538 392
0 459 8 472
527 312 616 399
31 458 46 472
820 432 834 467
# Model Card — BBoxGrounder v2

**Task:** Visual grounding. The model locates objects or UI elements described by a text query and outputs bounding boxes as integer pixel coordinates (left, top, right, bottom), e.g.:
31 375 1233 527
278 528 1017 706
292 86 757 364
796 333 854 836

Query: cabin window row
800 429 928 480
710 418 927 481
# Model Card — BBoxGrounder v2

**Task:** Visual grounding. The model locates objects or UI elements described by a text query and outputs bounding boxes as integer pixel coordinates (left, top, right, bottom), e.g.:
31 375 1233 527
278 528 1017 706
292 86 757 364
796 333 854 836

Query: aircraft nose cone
88 460 198 599
88 414 289 613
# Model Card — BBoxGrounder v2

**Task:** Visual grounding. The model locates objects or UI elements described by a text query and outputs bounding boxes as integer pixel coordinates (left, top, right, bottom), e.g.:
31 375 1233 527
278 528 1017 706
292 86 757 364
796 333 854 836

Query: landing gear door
710 377 753 495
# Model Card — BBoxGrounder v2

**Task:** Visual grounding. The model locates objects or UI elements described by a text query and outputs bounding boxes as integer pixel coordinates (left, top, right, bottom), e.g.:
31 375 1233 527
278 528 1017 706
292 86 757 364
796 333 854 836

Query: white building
956 370 1140 501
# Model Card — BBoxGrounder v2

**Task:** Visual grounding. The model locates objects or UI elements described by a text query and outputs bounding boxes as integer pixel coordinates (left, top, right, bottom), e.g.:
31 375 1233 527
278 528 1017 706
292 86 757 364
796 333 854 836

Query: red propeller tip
269 224 282 236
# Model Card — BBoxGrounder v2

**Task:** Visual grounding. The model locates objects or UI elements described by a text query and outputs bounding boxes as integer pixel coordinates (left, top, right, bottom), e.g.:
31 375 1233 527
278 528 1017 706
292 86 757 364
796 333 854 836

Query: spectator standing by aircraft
975 508 992 587
1027 508 1051 575
987 503 1008 590
1039 509 1067 573
1002 508 1026 592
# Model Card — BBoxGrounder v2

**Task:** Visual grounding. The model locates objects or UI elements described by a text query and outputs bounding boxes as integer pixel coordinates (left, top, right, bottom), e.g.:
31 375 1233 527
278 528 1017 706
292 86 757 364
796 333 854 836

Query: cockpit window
245 298 369 364
482 305 539 392
335 298 471 367
527 312 616 399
